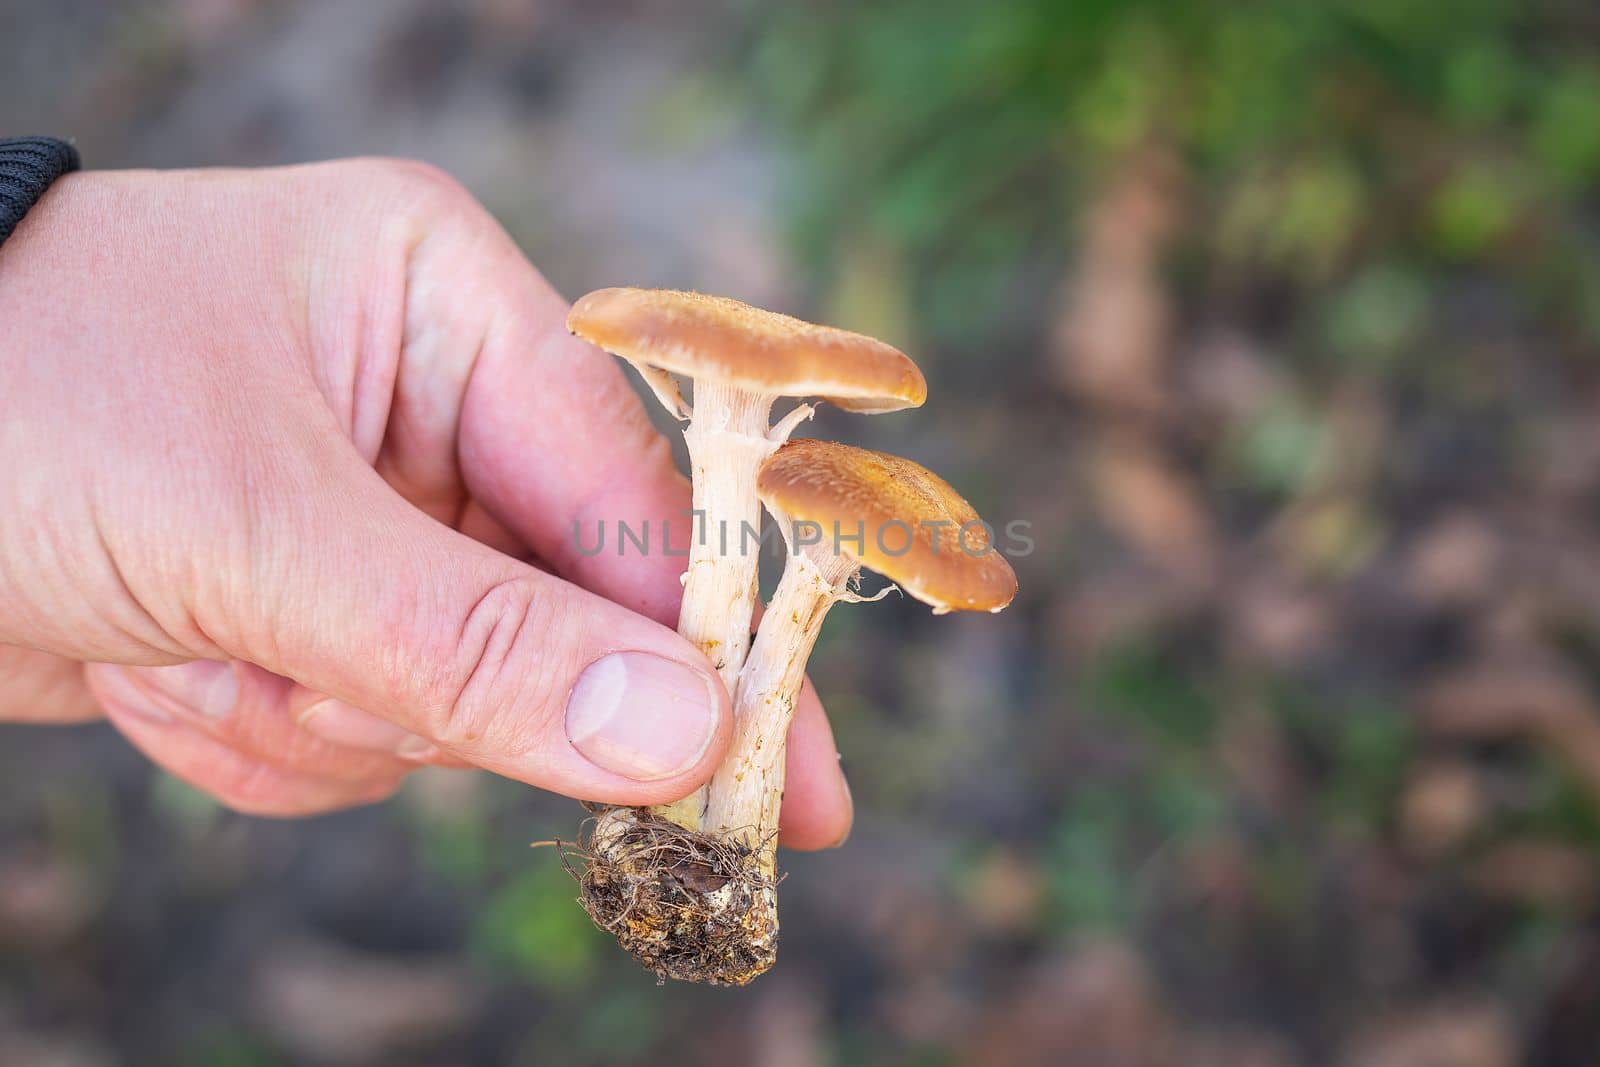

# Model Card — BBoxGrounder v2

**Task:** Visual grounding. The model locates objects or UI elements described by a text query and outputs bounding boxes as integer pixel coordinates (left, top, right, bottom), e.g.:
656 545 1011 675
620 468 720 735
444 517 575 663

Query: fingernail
299 699 435 759
565 652 720 780
94 666 174 725
131 660 239 720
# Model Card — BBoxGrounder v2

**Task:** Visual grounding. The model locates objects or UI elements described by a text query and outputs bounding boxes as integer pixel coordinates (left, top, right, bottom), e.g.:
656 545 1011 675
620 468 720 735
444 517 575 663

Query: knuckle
367 157 474 215
322 158 480 238
422 576 570 753
363 156 464 198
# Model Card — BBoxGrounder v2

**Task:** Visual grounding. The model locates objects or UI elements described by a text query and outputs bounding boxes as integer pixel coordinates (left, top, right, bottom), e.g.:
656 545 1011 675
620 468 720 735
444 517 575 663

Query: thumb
209 441 730 806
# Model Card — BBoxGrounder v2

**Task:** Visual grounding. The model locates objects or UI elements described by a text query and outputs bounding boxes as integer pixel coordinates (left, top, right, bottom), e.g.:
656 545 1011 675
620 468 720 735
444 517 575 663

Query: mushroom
567 289 926 827
579 439 1017 985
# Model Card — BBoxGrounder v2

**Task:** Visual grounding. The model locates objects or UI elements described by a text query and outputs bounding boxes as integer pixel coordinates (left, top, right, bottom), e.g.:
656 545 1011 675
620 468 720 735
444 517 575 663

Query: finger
459 311 694 626
0 645 100 723
84 661 423 784
90 665 405 817
292 691 475 769
389 206 693 626
777 679 853 850
197 435 731 808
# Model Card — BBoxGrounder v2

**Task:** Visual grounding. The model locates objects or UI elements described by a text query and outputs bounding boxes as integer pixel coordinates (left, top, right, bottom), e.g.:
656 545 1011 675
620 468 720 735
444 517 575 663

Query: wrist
0 137 80 247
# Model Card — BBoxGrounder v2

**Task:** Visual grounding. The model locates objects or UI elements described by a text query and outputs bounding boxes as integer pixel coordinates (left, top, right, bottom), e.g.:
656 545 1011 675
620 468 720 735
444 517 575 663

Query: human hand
0 160 850 847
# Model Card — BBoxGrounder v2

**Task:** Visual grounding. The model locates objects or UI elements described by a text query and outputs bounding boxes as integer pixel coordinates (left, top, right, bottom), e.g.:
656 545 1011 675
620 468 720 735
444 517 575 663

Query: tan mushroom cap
567 288 927 413
758 439 1018 613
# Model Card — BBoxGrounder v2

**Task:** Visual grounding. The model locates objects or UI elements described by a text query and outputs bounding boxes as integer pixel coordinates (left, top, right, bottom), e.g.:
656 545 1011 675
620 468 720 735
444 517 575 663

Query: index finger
450 253 690 627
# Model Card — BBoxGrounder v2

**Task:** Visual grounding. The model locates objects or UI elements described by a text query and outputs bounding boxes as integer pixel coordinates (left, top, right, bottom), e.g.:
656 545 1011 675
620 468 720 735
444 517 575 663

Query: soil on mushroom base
569 808 779 986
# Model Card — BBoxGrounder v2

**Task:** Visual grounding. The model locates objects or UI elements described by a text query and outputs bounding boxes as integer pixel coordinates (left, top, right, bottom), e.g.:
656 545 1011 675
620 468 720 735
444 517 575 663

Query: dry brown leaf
1467 840 1597 911
1051 144 1183 412
1089 431 1217 582
251 936 479 1064
1406 515 1500 608
1400 761 1486 859
959 940 1171 1067
1339 1001 1516 1067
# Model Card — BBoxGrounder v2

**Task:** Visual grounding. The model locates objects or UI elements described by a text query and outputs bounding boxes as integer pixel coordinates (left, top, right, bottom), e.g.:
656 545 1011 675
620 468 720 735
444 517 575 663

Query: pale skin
0 159 849 849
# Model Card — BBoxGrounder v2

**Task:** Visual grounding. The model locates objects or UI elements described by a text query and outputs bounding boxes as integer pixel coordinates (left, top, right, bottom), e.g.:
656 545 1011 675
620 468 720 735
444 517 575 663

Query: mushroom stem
703 538 858 873
652 379 775 828
679 380 774 685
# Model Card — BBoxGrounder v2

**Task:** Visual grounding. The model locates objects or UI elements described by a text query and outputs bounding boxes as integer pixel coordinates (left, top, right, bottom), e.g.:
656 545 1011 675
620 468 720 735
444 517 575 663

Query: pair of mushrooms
566 288 1016 985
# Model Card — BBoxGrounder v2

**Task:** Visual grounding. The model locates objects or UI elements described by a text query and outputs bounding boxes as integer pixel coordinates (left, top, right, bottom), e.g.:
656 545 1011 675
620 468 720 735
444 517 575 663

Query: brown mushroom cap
758 439 1018 612
567 288 927 413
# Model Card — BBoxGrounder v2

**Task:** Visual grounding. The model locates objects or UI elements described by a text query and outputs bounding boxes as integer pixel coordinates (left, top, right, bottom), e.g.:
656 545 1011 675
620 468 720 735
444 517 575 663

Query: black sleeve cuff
0 137 82 245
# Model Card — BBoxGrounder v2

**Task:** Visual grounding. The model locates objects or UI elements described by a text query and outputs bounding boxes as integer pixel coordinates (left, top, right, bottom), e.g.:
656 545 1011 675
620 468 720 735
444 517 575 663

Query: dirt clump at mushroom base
571 807 778 986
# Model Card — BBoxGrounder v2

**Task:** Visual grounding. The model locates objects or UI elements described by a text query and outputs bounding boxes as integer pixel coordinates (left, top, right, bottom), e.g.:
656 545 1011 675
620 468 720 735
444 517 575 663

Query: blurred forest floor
5 2 1600 1065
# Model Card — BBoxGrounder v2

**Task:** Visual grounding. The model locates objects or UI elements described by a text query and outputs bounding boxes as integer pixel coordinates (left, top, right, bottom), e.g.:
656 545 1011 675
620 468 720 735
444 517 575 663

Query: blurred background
5 1 1600 1064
